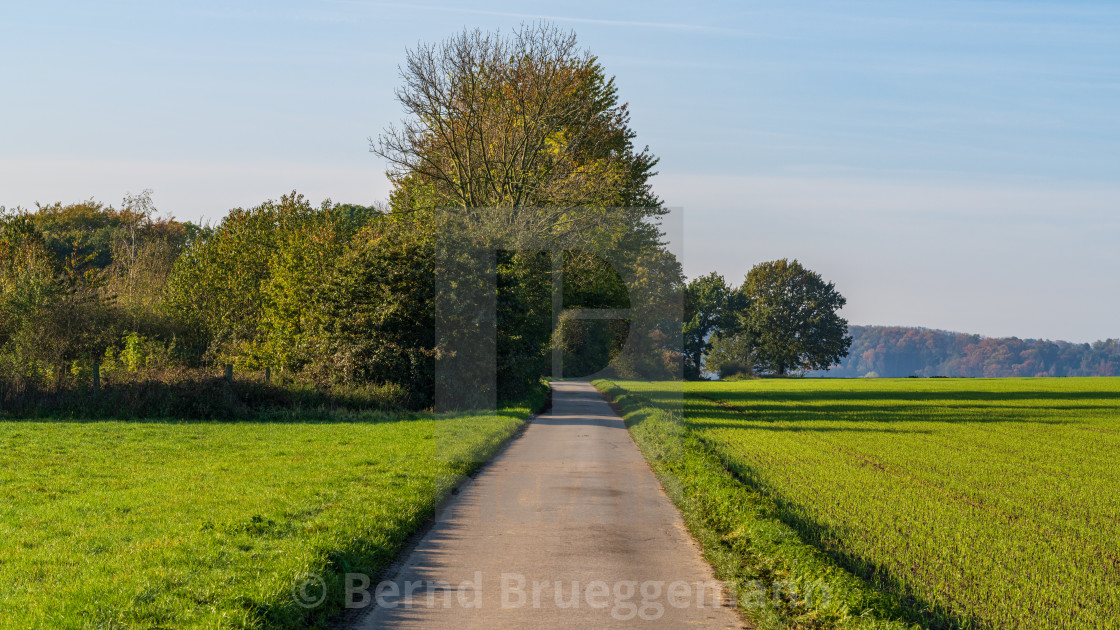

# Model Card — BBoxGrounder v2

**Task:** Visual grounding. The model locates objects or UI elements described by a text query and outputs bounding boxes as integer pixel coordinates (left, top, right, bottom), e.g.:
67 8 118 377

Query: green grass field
596 377 1120 629
0 403 536 629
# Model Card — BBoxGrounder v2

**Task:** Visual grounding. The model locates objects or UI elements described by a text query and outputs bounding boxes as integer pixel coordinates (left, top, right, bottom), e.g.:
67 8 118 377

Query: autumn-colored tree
0 210 115 386
374 23 661 213
18 194 196 347
825 326 1120 378
370 24 680 395
0 214 57 353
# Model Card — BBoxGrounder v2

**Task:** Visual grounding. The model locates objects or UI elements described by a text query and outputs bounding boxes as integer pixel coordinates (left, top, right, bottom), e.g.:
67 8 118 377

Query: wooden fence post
264 366 271 383
93 364 100 392
225 364 233 384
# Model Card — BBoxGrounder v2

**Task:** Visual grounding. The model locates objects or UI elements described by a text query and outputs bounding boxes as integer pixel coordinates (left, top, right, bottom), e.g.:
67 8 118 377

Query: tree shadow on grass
690 418 939 434
683 399 1075 427
709 445 984 630
701 388 1120 405
607 386 981 629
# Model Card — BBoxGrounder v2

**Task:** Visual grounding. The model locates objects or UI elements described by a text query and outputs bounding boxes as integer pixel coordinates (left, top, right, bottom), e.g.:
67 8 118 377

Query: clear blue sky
3 1 1118 342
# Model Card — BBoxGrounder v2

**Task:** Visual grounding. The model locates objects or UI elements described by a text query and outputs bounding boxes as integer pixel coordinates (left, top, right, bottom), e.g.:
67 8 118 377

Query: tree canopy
374 23 661 213
698 260 851 377
735 259 851 376
682 272 738 379
0 197 195 390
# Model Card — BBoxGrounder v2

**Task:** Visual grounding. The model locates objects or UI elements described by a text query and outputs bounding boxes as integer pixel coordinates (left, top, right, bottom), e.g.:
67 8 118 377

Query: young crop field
0 404 535 629
596 377 1120 629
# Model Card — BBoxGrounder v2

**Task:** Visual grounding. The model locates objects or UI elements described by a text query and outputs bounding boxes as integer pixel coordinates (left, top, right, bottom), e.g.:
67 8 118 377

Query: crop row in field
0 402 536 629
600 377 1120 629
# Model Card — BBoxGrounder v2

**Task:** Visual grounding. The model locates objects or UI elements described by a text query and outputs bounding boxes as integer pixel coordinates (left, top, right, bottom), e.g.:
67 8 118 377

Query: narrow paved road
348 381 743 629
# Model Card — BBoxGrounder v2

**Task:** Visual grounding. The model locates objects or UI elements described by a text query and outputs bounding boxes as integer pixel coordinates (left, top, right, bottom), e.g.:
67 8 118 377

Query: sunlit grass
0 404 534 629
597 377 1120 629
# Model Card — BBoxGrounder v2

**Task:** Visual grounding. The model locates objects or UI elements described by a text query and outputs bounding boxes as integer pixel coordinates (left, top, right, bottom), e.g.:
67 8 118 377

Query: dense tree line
817 326 1120 378
1 196 678 412
0 193 198 390
1 24 682 413
684 260 852 378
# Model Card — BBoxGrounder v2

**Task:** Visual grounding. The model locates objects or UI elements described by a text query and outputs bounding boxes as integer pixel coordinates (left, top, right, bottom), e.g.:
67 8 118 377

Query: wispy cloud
328 0 722 33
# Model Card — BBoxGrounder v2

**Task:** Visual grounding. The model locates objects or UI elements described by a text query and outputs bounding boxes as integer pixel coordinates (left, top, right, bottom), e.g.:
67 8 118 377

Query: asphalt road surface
348 380 744 629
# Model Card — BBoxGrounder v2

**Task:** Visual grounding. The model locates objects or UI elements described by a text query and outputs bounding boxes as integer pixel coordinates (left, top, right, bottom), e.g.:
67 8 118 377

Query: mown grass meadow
596 377 1120 629
0 397 539 629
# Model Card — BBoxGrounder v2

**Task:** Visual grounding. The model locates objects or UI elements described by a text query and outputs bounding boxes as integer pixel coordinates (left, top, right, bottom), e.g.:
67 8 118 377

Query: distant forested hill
817 326 1120 378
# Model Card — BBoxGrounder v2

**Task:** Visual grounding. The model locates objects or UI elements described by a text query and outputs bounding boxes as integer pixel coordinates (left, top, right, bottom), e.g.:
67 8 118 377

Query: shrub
718 360 753 380
0 367 405 420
